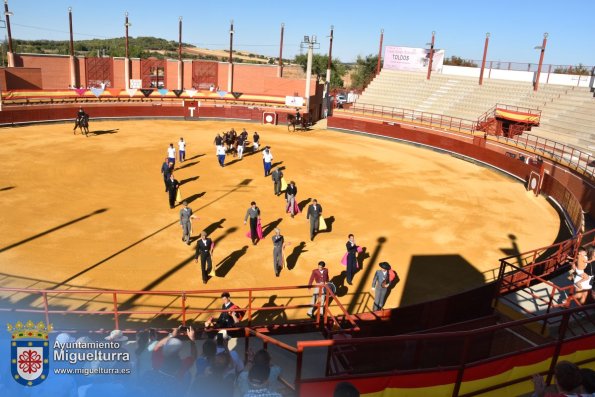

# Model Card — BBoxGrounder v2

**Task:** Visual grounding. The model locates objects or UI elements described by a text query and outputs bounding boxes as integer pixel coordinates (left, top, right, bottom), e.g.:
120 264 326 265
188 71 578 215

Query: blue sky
5 0 595 66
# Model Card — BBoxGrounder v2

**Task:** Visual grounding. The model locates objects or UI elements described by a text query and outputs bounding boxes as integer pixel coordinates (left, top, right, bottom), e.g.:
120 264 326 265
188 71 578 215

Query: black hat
379 262 391 270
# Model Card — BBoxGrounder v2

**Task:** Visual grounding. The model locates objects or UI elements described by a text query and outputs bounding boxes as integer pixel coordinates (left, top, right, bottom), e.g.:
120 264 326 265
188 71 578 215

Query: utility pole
426 31 435 80
534 33 548 91
178 16 183 90
479 33 490 85
278 23 284 77
124 12 131 89
228 19 234 92
301 35 319 115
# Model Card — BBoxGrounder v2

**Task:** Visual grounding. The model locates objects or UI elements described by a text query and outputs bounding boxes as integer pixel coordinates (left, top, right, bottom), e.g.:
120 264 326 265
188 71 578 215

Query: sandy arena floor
0 119 561 326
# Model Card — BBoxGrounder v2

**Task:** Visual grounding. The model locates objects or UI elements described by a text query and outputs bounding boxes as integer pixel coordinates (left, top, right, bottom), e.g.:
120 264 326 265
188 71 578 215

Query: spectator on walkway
334 381 360 397
237 349 282 396
532 361 585 397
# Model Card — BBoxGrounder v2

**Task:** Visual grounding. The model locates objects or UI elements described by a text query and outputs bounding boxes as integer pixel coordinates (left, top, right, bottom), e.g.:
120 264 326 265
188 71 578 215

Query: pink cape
245 219 264 239
340 246 363 267
286 200 301 214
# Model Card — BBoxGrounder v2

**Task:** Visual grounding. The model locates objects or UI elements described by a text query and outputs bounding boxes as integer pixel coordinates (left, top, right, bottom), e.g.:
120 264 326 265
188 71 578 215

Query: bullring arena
1 4 595 397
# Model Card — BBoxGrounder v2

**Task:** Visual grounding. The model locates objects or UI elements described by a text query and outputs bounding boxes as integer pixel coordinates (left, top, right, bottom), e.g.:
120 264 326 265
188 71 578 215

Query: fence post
248 289 252 328
546 311 570 385
452 335 472 397
181 292 187 326
42 292 50 329
295 344 304 397
112 292 120 330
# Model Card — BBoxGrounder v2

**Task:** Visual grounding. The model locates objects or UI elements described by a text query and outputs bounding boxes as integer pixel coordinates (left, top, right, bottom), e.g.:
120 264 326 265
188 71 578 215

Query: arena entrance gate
85 57 114 88
140 58 166 89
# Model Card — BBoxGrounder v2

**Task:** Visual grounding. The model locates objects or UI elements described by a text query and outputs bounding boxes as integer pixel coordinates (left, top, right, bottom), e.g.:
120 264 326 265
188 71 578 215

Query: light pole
533 32 548 91
324 25 333 117
278 23 284 78
124 12 131 89
301 35 319 116
228 19 234 92
68 7 77 89
376 28 384 75
479 33 490 86
4 0 13 67
178 16 183 90
426 31 435 80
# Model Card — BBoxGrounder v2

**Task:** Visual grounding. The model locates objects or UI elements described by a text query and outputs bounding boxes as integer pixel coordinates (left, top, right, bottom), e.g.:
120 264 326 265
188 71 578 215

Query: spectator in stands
237 349 282 395
580 368 595 394
334 381 360 397
562 247 593 307
189 350 234 397
243 364 282 397
215 330 244 375
532 361 585 397
195 338 217 377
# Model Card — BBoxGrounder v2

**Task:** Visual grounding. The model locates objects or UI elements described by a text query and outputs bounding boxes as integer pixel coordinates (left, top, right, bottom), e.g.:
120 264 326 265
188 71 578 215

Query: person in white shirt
216 145 226 167
167 143 176 167
178 137 186 163
262 146 273 177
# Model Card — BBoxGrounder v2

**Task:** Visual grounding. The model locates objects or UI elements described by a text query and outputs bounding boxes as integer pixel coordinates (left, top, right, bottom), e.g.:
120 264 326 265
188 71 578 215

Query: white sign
129 79 142 89
383 46 445 72
285 96 304 107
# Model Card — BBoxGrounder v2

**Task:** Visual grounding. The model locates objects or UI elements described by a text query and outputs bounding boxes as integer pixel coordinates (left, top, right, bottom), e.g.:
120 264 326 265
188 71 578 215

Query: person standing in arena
306 261 330 318
306 199 323 241
160 157 172 192
285 181 297 218
216 144 226 167
253 131 260 151
180 201 197 245
237 133 245 160
371 262 392 310
166 173 180 209
271 167 283 196
244 201 261 246
167 143 176 168
272 228 286 277
194 231 214 284
262 146 273 177
178 137 186 163
345 234 359 285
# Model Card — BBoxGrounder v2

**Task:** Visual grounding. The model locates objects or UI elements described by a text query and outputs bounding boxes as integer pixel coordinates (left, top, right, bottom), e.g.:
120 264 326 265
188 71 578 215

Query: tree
350 54 378 89
293 54 347 88
444 56 477 67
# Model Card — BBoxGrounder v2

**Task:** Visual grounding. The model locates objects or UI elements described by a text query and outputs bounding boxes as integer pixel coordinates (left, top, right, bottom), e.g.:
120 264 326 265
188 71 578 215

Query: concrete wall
113 58 125 89
441 65 594 88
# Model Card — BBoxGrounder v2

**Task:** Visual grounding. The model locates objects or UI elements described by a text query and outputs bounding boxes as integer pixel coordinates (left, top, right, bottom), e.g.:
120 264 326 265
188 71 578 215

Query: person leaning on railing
562 246 593 307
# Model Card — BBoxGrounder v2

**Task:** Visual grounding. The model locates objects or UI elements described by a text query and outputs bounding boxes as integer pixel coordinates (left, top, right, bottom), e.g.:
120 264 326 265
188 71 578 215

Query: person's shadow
321 216 335 233
330 271 349 298
261 218 283 239
286 241 307 270
354 247 370 275
250 294 288 326
215 246 248 278
382 270 401 305
298 198 311 212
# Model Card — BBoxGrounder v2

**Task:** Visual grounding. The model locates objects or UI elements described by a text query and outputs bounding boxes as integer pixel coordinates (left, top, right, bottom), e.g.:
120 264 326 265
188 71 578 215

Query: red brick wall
113 58 125 89
0 68 43 90
183 60 193 89
77 56 86 89
166 60 179 89
131 58 141 80
217 63 316 97
14 54 71 89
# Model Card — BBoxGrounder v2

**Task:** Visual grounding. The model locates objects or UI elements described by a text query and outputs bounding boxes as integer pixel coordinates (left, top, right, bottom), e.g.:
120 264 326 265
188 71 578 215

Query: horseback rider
295 108 301 122
74 107 87 130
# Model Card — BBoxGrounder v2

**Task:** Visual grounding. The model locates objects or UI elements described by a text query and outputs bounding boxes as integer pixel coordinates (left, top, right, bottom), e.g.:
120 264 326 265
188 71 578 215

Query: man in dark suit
160 158 172 192
306 199 323 241
285 181 297 218
371 262 392 310
166 173 180 209
205 292 240 328
306 261 330 318
345 234 358 285
194 231 214 284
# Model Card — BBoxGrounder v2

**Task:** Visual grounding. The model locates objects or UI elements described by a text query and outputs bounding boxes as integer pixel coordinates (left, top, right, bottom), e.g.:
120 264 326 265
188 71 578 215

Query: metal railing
489 132 595 178
448 60 594 75
0 284 357 335
344 103 477 134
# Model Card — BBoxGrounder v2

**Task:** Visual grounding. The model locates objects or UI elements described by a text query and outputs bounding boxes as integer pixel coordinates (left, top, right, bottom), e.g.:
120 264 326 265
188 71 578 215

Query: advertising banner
285 96 304 107
383 46 445 72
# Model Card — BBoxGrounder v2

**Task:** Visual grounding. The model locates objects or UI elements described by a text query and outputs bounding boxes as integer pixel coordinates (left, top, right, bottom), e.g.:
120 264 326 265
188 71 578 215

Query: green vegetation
443 56 478 67
553 64 592 76
293 54 348 88
349 54 378 89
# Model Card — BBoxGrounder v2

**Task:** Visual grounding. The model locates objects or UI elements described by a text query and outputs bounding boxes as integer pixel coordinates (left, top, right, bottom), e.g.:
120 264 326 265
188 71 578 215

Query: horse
287 114 311 132
73 114 90 136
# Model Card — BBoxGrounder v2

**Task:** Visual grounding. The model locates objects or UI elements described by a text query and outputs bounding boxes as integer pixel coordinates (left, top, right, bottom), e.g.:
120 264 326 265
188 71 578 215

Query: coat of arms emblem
7 320 52 387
